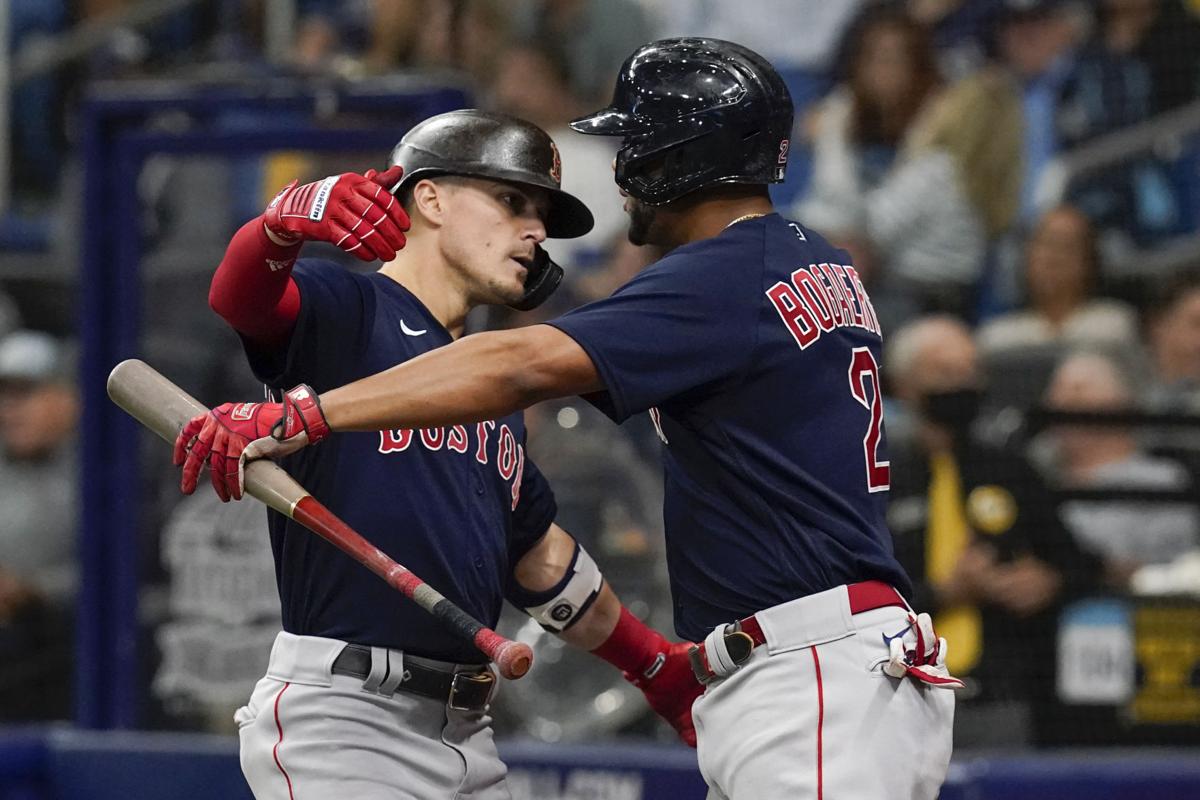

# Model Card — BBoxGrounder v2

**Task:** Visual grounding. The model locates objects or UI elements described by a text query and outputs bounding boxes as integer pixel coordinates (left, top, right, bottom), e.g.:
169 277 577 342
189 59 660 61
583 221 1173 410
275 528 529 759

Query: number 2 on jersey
848 347 890 492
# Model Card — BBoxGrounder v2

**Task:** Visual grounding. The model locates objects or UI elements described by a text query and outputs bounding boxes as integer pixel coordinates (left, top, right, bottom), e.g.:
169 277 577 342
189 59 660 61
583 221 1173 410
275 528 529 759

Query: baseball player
177 42 962 798
176 109 702 799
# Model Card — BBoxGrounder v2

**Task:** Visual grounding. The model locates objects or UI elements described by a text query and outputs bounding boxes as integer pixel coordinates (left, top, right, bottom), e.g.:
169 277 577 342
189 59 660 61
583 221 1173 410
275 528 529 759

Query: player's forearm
320 324 602 431
560 583 621 651
513 552 636 651
511 523 620 650
208 218 301 345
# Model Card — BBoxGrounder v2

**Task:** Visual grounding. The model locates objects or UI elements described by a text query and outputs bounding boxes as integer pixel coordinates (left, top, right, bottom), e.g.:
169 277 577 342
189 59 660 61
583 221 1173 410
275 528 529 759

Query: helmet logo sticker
549 141 562 185
777 138 790 164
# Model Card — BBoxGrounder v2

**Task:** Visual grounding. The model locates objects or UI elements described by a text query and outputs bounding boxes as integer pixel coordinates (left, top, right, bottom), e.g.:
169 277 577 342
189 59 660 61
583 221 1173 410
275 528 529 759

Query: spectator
1044 351 1199 573
509 0 651 104
1144 270 1200 413
372 0 516 85
797 8 1021 330
488 42 625 269
289 0 387 73
8 0 69 205
1091 0 1200 118
992 0 1087 223
908 0 1006 80
74 0 217 78
885 315 1100 746
1054 0 1200 242
649 0 865 79
0 330 79 721
291 0 515 78
799 10 942 241
647 0 869 205
978 205 1139 357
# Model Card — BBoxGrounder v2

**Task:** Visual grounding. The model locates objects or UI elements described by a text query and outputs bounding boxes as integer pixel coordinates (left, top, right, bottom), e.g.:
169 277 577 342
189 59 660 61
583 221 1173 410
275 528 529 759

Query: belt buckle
688 644 718 685
449 670 495 712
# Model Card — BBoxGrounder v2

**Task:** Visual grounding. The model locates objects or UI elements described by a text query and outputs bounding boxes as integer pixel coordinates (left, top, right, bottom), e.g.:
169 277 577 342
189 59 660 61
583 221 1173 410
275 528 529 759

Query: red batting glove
262 165 410 262
592 607 703 747
626 640 703 747
173 385 330 502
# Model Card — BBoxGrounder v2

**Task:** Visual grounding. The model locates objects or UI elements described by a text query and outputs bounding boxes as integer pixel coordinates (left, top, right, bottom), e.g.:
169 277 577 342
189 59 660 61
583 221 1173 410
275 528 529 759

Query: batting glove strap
281 384 330 444
262 179 305 243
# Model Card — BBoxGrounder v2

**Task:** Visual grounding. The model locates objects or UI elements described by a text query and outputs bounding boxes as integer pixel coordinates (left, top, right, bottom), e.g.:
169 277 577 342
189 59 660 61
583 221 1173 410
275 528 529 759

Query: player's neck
378 241 471 338
666 189 774 247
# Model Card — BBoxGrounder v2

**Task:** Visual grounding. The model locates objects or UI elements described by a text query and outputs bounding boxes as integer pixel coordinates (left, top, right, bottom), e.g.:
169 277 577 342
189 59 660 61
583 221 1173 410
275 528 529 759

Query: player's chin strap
508 244 563 311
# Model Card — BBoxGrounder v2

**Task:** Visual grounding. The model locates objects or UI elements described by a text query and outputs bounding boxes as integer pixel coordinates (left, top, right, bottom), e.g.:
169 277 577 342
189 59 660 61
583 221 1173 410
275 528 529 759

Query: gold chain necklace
724 213 767 229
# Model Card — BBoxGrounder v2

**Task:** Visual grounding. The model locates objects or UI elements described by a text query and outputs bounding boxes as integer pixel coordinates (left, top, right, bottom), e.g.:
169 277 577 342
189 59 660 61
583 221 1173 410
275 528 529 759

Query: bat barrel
107 359 206 442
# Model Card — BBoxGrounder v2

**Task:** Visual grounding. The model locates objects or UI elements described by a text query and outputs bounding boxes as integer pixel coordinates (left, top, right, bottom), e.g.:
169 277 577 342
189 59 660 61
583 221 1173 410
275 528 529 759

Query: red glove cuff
282 384 330 444
262 179 304 243
591 606 670 680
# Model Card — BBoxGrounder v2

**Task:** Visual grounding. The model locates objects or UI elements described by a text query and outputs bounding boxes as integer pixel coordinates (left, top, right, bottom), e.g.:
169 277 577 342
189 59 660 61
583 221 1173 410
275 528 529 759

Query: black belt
331 645 495 712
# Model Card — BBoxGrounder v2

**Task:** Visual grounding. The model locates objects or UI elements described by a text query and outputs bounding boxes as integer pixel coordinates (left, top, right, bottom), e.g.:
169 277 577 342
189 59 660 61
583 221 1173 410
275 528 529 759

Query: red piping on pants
812 647 824 800
272 682 296 800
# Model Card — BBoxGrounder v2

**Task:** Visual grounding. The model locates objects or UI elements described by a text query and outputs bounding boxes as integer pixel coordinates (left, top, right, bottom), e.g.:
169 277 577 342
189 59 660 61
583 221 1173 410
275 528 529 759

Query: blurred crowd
3 0 1200 748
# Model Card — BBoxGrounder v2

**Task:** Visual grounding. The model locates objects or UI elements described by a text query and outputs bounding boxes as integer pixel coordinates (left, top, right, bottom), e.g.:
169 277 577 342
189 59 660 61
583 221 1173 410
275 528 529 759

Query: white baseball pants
692 586 955 799
236 632 510 800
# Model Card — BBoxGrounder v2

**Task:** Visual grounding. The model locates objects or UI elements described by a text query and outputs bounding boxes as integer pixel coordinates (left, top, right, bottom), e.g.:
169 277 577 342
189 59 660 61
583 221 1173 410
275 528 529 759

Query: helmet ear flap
508 245 563 311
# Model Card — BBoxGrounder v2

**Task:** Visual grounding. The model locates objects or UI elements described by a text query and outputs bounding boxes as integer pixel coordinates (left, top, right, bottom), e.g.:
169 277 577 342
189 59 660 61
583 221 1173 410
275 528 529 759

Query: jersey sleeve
243 260 374 391
546 236 761 423
509 450 557 562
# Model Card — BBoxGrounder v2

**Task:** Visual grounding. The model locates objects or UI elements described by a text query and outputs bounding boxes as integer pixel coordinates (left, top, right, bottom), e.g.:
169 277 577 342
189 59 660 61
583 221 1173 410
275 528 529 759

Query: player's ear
410 178 448 228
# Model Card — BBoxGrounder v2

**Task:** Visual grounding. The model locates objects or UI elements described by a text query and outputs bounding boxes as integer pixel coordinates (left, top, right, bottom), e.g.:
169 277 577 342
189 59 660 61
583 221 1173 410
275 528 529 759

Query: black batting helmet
570 38 793 205
389 109 594 239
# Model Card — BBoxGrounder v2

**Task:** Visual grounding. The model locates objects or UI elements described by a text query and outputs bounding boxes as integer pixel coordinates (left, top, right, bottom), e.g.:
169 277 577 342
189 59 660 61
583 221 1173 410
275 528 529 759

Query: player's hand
625 640 704 747
262 165 410 262
988 555 1062 617
173 385 330 501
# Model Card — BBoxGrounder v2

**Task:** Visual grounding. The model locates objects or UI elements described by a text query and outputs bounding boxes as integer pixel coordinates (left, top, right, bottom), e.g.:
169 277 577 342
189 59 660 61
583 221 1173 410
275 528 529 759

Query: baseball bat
106 358 533 680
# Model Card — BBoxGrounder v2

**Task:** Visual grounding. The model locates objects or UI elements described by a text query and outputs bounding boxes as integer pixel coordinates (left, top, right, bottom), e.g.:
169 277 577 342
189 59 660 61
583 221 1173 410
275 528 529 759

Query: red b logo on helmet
549 142 562 185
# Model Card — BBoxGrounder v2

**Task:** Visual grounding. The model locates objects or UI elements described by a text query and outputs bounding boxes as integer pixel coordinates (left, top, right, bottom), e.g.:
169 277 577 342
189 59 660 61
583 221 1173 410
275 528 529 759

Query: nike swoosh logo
882 625 910 646
400 320 427 337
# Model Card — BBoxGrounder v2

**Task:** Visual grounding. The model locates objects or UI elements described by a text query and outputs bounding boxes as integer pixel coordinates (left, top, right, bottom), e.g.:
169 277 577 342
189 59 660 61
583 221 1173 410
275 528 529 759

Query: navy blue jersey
549 214 910 642
245 261 556 662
